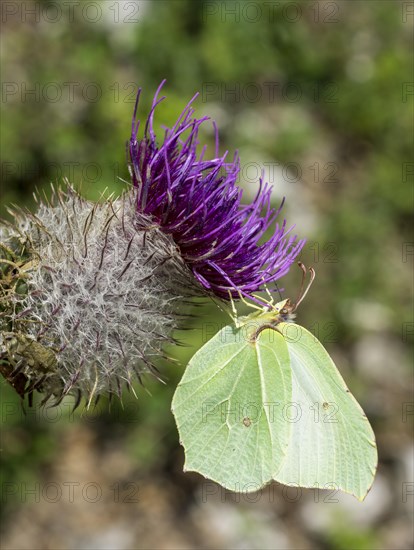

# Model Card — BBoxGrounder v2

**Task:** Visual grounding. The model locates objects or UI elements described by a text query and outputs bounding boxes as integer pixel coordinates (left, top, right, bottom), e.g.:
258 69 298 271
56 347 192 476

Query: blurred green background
1 1 413 548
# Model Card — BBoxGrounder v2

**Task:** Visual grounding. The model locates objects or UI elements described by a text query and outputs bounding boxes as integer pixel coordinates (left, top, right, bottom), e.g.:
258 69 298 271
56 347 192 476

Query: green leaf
274 322 377 501
171 323 292 491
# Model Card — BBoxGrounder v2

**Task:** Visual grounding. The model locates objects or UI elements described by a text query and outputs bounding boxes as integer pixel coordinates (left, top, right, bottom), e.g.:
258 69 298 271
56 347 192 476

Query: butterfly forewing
273 322 377 501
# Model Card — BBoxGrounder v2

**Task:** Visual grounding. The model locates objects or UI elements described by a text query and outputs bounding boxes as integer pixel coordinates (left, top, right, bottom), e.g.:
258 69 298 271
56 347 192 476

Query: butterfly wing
172 324 292 491
273 322 378 501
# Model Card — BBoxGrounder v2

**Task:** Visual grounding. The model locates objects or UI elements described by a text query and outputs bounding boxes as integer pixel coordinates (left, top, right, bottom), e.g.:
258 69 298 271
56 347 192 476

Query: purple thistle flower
129 81 305 304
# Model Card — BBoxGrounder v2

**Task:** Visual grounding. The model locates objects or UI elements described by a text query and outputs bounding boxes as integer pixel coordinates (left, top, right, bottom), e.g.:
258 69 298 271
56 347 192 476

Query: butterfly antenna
293 262 307 306
293 263 316 311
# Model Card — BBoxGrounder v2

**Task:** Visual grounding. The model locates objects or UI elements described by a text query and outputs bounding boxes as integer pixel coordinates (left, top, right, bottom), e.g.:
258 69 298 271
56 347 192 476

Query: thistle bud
0 186 199 404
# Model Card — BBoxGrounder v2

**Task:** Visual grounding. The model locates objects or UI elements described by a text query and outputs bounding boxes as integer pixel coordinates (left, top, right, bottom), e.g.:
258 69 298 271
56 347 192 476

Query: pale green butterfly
172 264 377 501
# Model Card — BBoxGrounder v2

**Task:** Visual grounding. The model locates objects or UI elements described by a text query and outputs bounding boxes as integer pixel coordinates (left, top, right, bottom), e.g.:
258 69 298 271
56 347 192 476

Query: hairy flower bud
0 186 200 404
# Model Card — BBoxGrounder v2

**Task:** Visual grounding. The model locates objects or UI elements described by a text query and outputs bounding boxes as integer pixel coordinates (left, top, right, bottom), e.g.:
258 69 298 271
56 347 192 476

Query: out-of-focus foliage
1 1 412 548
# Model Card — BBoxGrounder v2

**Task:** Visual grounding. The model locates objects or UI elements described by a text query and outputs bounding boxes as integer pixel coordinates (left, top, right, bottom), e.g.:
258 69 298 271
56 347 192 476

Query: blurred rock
342 299 393 332
190 487 293 549
300 473 392 533
353 333 408 386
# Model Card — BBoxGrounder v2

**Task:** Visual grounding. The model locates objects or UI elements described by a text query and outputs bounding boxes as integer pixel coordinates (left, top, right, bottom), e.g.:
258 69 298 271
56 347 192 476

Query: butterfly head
274 298 296 322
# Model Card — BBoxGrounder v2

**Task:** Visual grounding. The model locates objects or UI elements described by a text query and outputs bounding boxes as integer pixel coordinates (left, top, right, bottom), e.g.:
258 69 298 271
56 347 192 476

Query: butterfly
172 263 377 500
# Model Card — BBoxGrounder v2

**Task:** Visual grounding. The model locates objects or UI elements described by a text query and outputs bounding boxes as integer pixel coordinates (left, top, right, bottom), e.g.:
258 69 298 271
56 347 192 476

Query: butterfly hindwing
172 323 292 491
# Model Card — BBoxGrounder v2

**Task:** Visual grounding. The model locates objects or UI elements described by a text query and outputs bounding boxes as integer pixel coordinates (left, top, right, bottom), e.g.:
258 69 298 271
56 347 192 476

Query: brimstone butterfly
172 264 377 500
